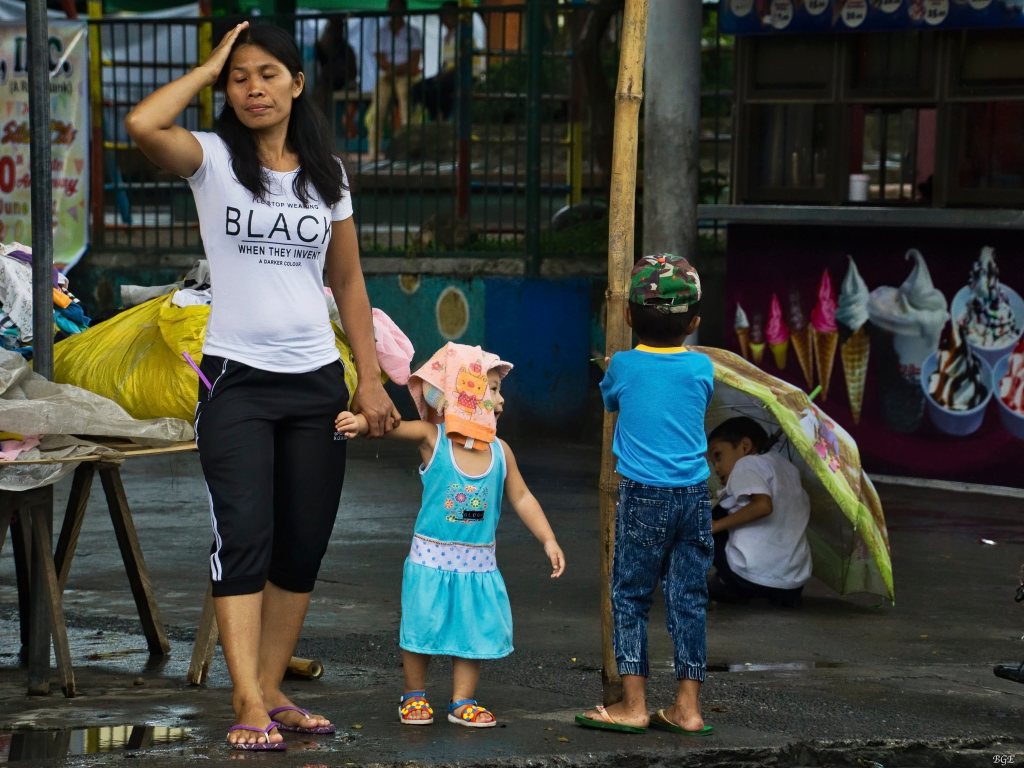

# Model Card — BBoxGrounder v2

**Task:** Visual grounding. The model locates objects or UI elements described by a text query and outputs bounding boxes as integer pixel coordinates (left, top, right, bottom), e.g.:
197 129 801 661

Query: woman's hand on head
352 378 400 438
198 21 249 84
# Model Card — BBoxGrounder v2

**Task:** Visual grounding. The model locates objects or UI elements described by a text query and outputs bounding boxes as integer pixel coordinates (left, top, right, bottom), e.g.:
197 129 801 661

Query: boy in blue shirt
576 253 714 737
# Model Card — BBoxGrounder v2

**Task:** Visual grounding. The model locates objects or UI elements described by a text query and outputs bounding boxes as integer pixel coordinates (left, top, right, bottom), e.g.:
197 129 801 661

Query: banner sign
719 0 1024 34
0 21 89 271
725 224 1024 488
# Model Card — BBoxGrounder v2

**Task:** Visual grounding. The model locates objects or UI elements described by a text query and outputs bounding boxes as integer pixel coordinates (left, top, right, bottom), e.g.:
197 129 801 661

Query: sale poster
0 21 89 271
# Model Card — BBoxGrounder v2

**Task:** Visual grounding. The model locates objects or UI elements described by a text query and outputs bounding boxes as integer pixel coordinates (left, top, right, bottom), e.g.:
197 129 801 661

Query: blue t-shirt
599 345 714 488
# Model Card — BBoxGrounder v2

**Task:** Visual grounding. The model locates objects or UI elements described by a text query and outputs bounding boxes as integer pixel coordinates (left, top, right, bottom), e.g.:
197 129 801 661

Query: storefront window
747 103 830 200
850 105 935 203
848 32 936 97
951 101 1024 202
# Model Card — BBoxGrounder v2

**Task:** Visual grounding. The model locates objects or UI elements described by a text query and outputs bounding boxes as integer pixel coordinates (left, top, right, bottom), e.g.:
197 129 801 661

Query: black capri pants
195 355 349 597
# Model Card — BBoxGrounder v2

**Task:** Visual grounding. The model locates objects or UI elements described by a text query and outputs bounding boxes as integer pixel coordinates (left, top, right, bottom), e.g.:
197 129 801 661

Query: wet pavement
0 436 1022 767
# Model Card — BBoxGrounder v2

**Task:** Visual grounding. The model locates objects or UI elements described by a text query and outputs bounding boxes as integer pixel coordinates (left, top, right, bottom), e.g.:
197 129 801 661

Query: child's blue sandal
447 698 497 728
399 690 434 725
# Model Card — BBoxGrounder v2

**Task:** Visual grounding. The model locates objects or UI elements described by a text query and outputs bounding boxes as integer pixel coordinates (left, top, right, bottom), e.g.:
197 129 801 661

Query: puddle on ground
0 725 191 762
707 661 845 672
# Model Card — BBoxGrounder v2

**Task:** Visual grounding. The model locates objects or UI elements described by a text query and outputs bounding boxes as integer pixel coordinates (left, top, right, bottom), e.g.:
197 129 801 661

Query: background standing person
577 254 715 737
124 21 398 751
314 16 358 120
410 1 458 122
365 0 422 157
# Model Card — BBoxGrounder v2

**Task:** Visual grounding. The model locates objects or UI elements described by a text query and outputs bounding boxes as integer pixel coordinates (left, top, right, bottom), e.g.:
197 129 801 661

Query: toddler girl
335 342 565 727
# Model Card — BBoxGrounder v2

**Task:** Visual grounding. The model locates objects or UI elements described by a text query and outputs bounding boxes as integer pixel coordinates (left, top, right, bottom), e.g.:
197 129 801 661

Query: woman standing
125 22 398 750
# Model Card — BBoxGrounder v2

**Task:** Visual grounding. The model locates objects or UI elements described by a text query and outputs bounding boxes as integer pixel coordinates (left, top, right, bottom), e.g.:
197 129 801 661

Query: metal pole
25 0 56 696
524 0 542 275
28 0 54 379
455 0 473 221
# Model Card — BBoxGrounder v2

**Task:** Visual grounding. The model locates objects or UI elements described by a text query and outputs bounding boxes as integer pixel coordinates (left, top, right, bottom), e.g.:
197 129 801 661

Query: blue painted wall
365 275 596 431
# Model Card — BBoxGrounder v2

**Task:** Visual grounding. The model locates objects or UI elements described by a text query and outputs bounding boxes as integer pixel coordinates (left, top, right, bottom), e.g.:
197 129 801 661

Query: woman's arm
500 439 565 578
325 216 399 437
710 494 772 534
125 21 249 177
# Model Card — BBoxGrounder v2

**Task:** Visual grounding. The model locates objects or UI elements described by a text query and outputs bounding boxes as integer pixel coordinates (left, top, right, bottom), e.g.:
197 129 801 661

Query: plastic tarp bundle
0 349 193 491
53 293 359 422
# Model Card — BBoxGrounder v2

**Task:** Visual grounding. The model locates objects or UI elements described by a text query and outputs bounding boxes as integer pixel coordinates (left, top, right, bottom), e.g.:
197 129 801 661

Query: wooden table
0 441 197 697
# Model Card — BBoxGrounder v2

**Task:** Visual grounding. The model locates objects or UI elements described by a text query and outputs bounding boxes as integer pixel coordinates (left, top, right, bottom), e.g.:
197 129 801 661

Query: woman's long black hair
215 23 346 207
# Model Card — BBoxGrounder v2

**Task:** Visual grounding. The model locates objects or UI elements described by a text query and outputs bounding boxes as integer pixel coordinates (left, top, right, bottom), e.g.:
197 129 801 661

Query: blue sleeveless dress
399 425 514 659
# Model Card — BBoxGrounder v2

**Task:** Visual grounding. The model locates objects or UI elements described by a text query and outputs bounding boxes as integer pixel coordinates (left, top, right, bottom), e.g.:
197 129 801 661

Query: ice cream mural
811 269 839 402
837 256 871 424
995 337 1024 441
750 312 766 365
788 289 814 389
724 226 1024 485
867 249 949 432
922 319 992 436
766 293 790 370
735 303 751 360
953 247 1023 367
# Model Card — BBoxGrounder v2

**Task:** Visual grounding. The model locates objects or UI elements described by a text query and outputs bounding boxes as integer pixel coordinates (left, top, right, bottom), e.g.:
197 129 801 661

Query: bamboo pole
599 0 649 705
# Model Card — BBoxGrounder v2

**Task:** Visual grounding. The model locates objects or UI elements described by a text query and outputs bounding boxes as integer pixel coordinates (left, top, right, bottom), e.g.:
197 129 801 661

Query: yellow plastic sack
54 294 358 421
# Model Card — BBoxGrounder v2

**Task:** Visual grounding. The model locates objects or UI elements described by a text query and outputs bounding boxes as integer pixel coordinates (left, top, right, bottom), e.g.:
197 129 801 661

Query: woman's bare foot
265 696 332 731
228 698 284 747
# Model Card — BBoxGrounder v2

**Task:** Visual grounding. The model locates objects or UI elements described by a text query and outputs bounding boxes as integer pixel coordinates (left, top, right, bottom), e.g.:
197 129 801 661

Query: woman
125 22 398 750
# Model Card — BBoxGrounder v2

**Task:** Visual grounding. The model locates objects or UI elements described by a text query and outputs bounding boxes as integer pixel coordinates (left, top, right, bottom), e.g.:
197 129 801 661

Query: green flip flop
649 708 713 736
574 705 646 734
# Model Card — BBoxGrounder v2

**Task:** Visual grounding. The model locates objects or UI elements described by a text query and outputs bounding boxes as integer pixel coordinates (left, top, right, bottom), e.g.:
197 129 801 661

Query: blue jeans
612 478 713 681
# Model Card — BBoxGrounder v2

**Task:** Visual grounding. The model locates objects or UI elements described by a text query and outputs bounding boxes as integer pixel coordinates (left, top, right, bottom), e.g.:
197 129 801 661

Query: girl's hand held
544 540 565 579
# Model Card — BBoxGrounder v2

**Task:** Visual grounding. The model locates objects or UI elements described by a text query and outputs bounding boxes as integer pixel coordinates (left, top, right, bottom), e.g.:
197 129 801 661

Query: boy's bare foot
658 704 706 733
580 702 649 729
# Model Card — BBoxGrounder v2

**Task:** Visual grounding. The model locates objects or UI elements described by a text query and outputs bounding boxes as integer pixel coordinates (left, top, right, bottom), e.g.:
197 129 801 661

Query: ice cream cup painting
993 345 1024 441
951 283 1024 370
920 351 993 437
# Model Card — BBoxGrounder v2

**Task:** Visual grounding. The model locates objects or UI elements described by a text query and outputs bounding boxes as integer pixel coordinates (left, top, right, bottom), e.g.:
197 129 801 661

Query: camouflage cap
628 253 701 313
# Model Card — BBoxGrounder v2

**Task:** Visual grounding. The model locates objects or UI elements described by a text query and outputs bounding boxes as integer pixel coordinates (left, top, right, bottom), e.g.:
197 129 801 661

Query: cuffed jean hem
616 661 649 677
676 663 706 683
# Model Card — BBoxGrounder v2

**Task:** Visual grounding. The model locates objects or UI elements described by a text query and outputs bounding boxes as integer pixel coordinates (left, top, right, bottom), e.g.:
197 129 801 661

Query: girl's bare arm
500 439 565 578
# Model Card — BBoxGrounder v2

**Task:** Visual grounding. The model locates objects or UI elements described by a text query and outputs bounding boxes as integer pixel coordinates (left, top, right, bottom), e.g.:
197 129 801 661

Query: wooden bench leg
27 496 76 697
12 512 32 660
187 584 218 686
54 464 95 592
97 464 170 656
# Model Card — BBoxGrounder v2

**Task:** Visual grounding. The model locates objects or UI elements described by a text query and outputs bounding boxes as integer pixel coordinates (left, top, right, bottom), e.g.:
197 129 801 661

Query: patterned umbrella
696 346 894 601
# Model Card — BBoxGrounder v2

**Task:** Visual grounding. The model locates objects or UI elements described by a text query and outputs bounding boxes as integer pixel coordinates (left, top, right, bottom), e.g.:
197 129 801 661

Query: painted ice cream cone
836 256 871 424
867 249 949 432
811 269 839 402
766 293 789 370
735 302 751 360
750 312 766 365
787 288 814 389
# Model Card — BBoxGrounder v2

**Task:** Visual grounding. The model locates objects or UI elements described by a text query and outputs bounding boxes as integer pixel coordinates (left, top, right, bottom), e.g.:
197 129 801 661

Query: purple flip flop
268 705 337 734
227 722 286 751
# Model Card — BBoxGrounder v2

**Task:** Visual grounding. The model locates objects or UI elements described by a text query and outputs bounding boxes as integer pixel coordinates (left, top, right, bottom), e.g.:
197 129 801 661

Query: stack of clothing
0 242 91 358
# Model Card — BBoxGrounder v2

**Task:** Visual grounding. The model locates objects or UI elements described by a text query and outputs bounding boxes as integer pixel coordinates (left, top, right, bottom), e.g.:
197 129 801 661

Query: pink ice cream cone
766 293 789 370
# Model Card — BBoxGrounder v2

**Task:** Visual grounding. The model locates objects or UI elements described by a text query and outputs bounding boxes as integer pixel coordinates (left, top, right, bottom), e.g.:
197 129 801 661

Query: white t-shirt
187 131 353 373
370 21 422 67
718 452 812 590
